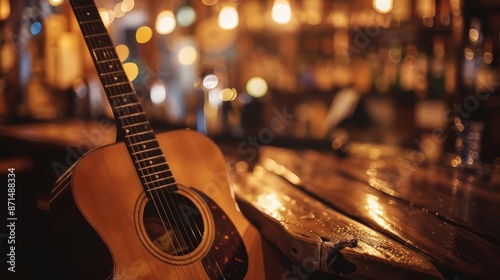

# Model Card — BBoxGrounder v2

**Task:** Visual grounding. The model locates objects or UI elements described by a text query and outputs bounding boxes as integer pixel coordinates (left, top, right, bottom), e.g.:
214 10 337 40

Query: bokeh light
177 6 196 27
218 6 239 30
246 77 268 98
136 26 152 43
156 11 176 35
178 46 198 65
123 62 139 81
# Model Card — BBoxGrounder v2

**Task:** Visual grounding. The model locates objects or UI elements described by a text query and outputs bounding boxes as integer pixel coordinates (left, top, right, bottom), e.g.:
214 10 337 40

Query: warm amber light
246 77 268 98
123 62 139 81
219 88 237 101
469 29 479 43
1 39 15 71
48 0 64 7
464 48 474 60
0 0 9 20
373 0 393 14
484 52 493 64
136 26 152 43
272 0 292 25
218 5 239 30
115 44 129 62
114 3 126 18
178 46 198 65
121 0 134 12
202 0 218 6
99 9 114 28
417 0 436 18
156 11 176 35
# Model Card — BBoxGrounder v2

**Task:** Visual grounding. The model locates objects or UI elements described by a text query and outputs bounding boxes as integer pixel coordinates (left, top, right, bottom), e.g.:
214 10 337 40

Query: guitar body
51 130 266 279
51 2 292 278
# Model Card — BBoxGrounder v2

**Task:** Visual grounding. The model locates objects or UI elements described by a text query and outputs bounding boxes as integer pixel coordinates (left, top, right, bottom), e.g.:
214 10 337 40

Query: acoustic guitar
50 0 271 278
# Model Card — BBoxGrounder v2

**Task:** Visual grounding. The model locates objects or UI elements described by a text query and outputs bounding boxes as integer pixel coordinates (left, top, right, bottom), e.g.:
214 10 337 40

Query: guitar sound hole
143 193 205 256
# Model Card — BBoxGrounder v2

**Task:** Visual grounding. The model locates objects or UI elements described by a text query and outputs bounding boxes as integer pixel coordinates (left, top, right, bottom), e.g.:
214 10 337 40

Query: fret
113 102 141 116
125 130 155 140
96 59 123 74
116 110 148 124
135 155 165 166
79 22 108 38
139 163 167 172
113 99 139 111
100 72 129 86
69 0 178 195
141 169 172 179
144 177 176 187
131 147 161 155
97 59 123 69
101 82 130 95
85 34 114 51
110 91 135 99
123 121 150 129
145 182 177 192
80 19 104 24
125 130 155 138
130 143 158 155
130 147 163 159
96 57 120 64
123 122 154 134
92 48 118 62
92 45 117 52
110 97 139 108
105 81 130 88
85 33 108 39
104 83 134 95
110 98 142 109
131 148 163 161
130 136 154 145
118 112 147 119
123 124 155 139
134 155 167 164
100 70 126 77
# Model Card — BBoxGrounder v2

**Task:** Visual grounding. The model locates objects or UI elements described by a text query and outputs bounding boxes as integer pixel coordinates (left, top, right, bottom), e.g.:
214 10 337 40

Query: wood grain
259 146 500 279
232 167 443 279
51 130 287 279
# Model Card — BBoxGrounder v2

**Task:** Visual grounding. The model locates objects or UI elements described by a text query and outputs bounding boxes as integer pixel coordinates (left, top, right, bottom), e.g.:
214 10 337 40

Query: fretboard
70 0 177 195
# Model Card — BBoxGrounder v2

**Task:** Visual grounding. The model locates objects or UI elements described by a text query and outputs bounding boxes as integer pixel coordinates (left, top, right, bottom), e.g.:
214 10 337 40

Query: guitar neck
69 0 177 194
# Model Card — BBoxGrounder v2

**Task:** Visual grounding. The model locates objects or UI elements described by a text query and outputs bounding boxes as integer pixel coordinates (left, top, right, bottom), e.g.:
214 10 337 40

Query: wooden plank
259 147 500 279
295 147 500 244
232 168 443 280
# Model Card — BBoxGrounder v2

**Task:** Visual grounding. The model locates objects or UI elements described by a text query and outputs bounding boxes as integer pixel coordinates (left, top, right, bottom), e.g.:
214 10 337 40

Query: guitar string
108 73 197 278
73 1 234 279
124 120 212 280
72 2 192 279
99 23 227 280
102 41 209 280
76 13 191 280
111 90 195 278
115 63 225 279
151 165 228 280
110 57 224 280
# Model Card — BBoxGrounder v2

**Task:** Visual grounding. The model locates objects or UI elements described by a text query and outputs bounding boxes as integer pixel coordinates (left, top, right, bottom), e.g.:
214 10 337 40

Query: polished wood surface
232 166 443 280
296 146 500 244
258 146 500 279
50 130 277 279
